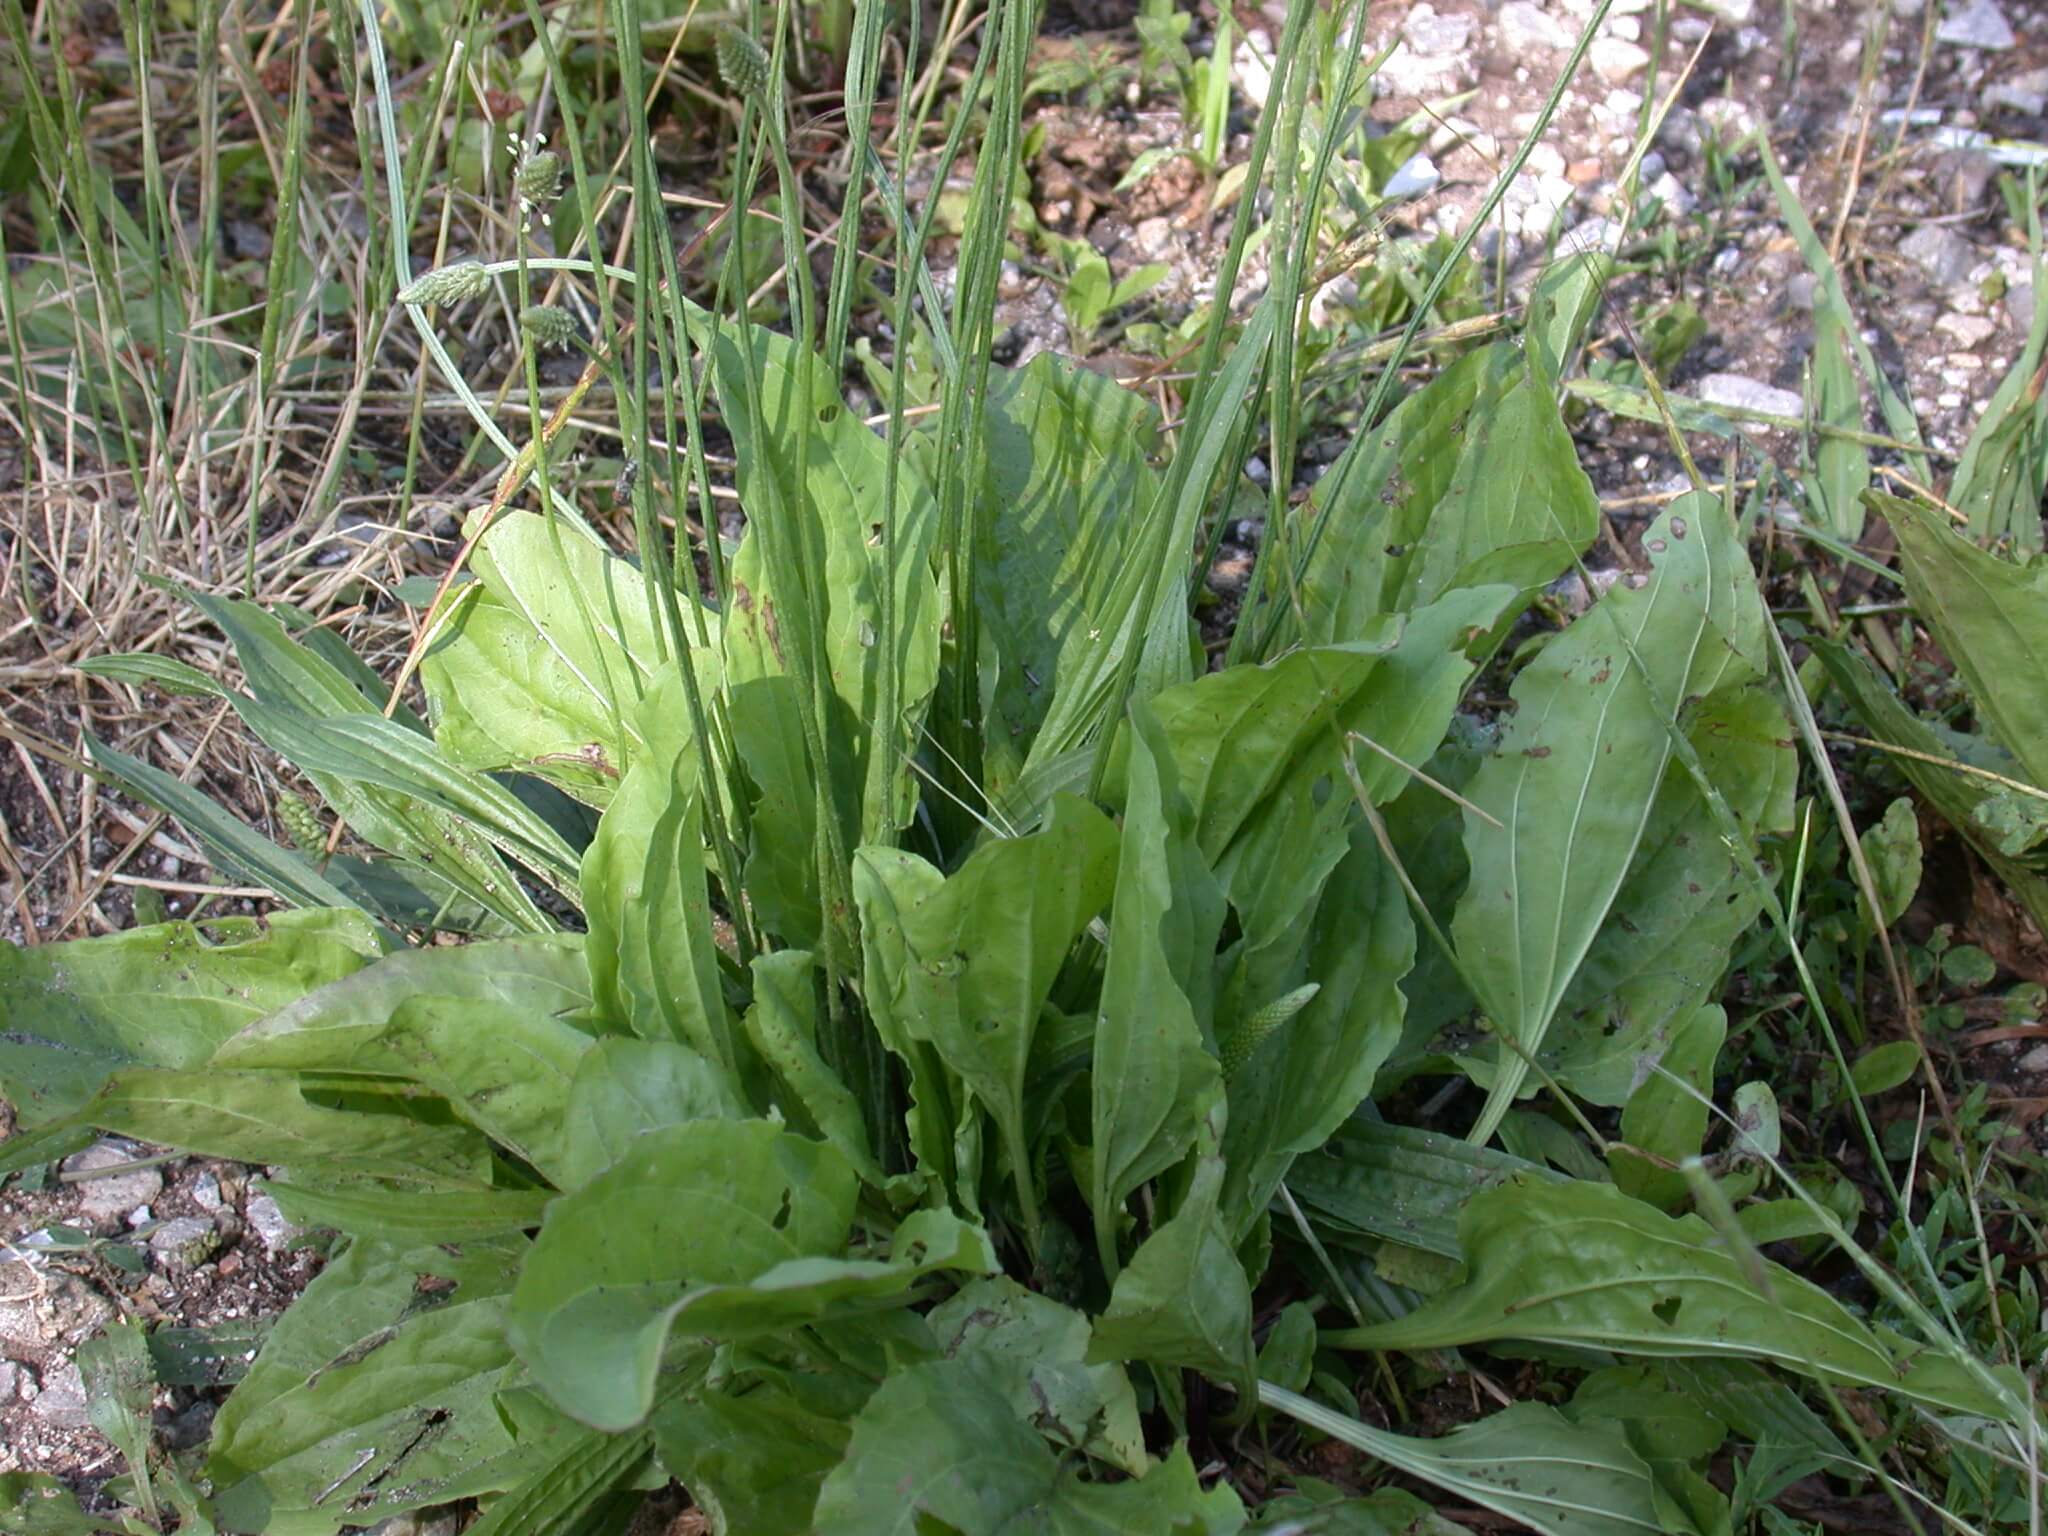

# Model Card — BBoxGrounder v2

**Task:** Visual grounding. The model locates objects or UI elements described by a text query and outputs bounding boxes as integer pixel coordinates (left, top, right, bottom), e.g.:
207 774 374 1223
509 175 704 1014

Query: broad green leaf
1260 1383 1667 1536
0 1475 101 1536
1122 585 1514 865
745 949 884 1185
1280 344 1598 652
1814 640 2048 933
352 996 591 1183
580 690 736 1071
81 1066 494 1189
1541 689 1795 1099
929 1277 1146 1475
218 984 589 1181
559 1037 747 1189
0 910 382 1125
1089 1143 1255 1394
1879 491 2048 789
1090 701 1225 1266
423 511 721 803
813 1355 1245 1536
855 797 1119 1230
1220 821 1414 1245
1453 497 1768 1141
1566 1368 1731 1536
1250 1485 1469 1536
1860 796 1923 928
264 1180 553 1242
693 303 942 842
976 354 1160 793
215 934 589 1070
462 1418 655 1536
1325 1176 2010 1418
510 1123 988 1431
1526 253 1613 381
1611 1004 1724 1209
146 1319 274 1388
78 1320 159 1528
208 1238 526 1532
1569 1366 1727 1463
1287 1119 1559 1259
726 673 825 948
852 847 970 1200
654 1384 853 1536
1849 1039 1922 1097
509 1118 855 1427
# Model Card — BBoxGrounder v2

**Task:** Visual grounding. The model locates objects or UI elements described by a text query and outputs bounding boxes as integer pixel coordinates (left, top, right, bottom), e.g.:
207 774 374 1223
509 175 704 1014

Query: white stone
1696 0 1755 21
28 1361 88 1429
1403 3 1477 54
1235 33 1274 107
1525 141 1569 178
1698 373 1804 419
1499 0 1574 51
1937 0 2015 49
64 1140 163 1228
191 1170 224 1212
1937 312 1998 347
1377 42 1474 96
1648 171 1696 216
1900 223 1980 286
1986 68 2048 115
1384 152 1442 198
1590 36 1651 81
1699 97 1759 138
149 1215 217 1266
246 1192 299 1254
1560 216 1625 254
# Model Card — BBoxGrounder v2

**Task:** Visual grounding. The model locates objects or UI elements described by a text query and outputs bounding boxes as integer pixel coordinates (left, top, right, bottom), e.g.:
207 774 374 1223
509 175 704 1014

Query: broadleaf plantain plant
2 0 2036 1530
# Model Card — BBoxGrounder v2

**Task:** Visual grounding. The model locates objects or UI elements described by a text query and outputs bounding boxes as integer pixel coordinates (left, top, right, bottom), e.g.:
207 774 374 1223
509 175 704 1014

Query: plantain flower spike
521 304 576 350
275 791 325 854
716 26 771 98
400 260 491 307
514 148 562 209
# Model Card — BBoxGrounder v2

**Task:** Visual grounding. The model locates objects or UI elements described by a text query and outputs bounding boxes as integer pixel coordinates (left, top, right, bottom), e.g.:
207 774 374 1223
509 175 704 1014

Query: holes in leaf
771 1187 794 1231
1651 1295 1682 1326
817 404 840 425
